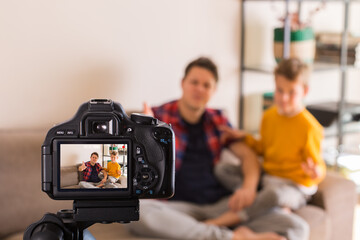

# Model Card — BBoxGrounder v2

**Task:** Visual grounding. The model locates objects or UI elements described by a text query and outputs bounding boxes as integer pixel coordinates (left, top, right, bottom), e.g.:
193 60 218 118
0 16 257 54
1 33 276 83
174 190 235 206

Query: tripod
24 199 139 240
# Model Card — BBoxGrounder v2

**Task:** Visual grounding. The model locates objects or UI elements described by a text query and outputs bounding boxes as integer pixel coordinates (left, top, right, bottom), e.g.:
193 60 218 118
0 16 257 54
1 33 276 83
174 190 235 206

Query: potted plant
273 2 325 64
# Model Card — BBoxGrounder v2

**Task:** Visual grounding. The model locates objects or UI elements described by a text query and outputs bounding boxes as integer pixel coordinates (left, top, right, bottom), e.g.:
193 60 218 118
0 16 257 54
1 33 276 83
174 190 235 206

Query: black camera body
42 99 175 200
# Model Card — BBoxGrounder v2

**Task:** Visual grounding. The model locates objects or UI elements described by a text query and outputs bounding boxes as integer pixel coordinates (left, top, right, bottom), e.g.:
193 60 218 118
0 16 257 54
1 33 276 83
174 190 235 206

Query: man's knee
214 162 243 191
79 181 87 188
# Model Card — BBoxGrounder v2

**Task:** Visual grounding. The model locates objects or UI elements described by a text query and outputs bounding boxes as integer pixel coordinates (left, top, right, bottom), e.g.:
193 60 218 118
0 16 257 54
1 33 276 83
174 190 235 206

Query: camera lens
93 122 108 133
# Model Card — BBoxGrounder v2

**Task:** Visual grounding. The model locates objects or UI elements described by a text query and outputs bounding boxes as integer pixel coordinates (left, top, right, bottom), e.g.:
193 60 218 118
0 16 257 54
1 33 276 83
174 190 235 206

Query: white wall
0 0 241 129
61 144 103 167
1 1 359 132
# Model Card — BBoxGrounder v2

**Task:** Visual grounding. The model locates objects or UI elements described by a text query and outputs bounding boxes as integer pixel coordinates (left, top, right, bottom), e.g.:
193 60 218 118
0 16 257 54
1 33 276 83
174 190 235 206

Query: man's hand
219 125 247 145
228 187 257 212
78 161 86 171
101 170 108 182
301 157 322 180
143 102 154 117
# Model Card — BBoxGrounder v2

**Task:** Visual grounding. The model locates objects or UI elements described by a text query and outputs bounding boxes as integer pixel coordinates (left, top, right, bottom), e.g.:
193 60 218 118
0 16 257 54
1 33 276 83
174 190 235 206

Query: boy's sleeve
244 115 265 155
304 127 326 184
117 164 122 175
244 134 263 155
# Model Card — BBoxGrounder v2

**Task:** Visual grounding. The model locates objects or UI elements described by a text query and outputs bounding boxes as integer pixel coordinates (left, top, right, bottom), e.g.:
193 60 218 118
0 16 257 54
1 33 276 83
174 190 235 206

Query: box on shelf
306 101 360 127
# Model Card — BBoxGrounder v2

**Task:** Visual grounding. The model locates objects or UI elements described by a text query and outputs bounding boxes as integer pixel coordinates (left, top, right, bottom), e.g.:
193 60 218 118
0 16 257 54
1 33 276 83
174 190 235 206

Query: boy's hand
219 125 247 145
228 187 256 212
143 102 154 117
117 169 121 175
301 158 322 180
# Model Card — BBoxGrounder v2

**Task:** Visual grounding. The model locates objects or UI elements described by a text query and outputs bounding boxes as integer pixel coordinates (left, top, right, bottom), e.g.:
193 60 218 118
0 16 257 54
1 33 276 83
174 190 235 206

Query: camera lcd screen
59 142 129 191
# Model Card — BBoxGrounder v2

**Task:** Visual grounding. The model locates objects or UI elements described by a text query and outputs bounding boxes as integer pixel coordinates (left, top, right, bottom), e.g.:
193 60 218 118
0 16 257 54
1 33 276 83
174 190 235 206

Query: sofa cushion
0 130 72 238
60 165 80 188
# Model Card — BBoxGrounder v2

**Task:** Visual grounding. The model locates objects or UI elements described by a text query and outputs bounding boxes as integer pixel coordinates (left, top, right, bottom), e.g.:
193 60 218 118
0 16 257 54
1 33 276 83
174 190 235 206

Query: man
127 57 296 240
78 152 108 188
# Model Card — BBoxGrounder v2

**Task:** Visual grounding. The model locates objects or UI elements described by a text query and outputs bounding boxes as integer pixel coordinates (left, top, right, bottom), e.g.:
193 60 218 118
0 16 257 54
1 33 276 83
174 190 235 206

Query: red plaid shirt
152 100 232 170
82 161 102 181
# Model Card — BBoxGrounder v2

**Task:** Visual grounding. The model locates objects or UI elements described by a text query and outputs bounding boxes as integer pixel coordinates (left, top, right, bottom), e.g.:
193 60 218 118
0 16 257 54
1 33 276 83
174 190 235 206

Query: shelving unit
239 0 360 168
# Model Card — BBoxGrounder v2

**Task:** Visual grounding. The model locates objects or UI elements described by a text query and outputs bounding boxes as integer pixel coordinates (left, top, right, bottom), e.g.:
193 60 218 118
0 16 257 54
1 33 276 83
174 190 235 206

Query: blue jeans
83 229 96 240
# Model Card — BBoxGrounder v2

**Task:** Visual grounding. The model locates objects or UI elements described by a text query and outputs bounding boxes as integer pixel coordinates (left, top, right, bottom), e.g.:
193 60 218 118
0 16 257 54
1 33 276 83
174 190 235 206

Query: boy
78 152 108 188
103 151 122 187
206 58 326 235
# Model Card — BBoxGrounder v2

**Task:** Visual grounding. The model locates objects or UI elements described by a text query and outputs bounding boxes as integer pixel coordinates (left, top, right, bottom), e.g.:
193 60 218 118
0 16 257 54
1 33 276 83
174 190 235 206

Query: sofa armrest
309 171 357 240
118 175 128 188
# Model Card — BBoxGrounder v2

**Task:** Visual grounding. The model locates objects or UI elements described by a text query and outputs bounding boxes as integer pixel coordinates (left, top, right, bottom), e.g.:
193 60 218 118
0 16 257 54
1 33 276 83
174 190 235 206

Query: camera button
153 130 160 139
137 157 145 164
66 130 76 135
141 173 150 181
135 189 142 195
136 147 142 155
56 130 65 135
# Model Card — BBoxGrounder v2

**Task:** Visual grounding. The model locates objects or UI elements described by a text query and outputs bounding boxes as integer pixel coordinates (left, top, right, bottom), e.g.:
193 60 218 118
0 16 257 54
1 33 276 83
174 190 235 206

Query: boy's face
181 66 217 111
110 155 118 163
274 74 308 117
90 154 98 165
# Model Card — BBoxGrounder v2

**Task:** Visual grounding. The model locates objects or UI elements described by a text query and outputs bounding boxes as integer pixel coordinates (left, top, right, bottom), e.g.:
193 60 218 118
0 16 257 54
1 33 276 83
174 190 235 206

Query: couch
60 165 127 189
0 129 357 240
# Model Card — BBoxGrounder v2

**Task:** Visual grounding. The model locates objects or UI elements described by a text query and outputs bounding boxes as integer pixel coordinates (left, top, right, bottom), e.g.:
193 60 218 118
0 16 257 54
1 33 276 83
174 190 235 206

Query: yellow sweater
245 106 326 187
104 161 121 178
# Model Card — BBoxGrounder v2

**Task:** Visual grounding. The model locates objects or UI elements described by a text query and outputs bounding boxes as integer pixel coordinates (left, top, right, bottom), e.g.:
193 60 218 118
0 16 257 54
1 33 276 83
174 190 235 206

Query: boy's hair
274 58 310 86
184 57 218 82
110 151 118 156
91 152 99 157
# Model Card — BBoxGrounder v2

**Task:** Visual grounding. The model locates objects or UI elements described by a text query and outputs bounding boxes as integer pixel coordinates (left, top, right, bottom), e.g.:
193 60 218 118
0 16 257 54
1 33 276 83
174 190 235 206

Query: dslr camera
42 99 175 200
25 99 175 240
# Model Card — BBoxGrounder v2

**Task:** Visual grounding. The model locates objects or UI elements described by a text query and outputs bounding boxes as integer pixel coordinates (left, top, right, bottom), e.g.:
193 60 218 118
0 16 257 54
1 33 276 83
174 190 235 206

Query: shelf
243 0 360 2
243 62 360 74
307 101 360 126
323 121 360 138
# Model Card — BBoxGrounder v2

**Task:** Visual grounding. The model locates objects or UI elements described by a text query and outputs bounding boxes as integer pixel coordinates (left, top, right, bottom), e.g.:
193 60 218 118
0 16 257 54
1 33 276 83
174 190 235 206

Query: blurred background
0 0 359 237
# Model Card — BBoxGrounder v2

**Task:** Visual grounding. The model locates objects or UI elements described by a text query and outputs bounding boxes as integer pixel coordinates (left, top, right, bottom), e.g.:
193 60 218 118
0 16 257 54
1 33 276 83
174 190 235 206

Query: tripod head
24 199 139 240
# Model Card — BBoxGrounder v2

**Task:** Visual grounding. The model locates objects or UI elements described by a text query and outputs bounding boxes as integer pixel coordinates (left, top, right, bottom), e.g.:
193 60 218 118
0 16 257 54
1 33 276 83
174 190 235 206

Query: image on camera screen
59 143 128 190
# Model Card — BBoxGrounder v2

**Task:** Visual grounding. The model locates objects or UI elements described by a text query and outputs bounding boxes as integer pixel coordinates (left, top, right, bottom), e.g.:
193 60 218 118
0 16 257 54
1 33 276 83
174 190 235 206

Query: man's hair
110 151 118 156
91 152 99 157
184 57 218 82
274 58 310 86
